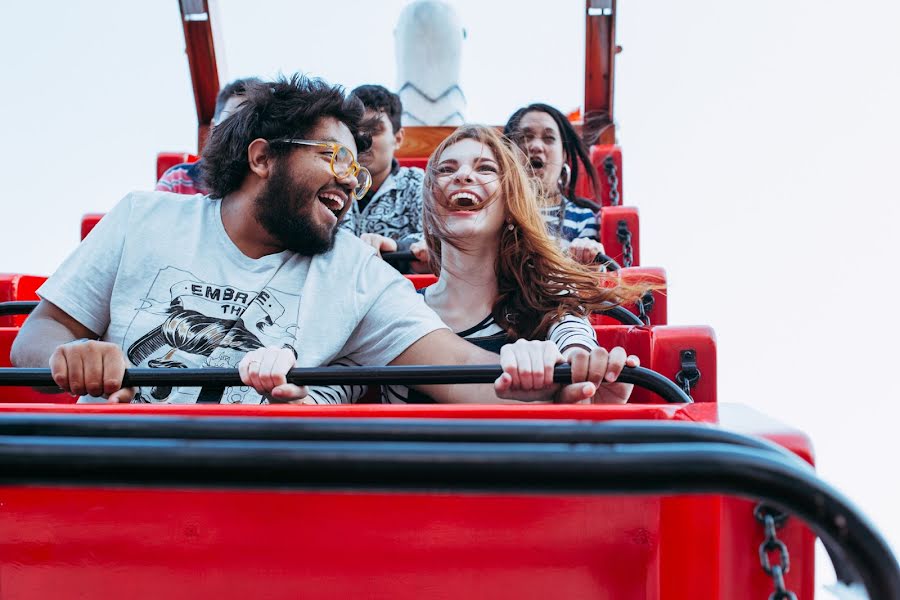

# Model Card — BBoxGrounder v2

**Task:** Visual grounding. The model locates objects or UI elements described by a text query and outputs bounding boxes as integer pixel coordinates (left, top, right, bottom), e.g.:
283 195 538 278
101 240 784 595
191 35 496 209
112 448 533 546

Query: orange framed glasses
272 139 372 199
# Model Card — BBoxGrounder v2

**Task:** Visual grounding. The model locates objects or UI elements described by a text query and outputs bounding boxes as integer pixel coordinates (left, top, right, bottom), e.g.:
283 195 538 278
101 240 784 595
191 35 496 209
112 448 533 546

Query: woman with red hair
383 125 647 404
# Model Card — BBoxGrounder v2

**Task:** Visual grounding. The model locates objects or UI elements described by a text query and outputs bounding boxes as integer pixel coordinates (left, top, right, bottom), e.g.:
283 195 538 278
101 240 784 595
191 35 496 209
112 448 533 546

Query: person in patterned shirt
155 77 262 195
342 85 427 273
504 103 606 265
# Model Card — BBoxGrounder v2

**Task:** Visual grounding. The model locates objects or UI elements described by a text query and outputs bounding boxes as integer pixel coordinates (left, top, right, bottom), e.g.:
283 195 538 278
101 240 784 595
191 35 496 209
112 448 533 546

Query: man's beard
254 161 338 256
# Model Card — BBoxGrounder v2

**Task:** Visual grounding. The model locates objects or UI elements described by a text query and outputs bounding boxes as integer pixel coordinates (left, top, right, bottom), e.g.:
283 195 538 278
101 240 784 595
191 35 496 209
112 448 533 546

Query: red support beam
179 0 220 152
584 0 617 145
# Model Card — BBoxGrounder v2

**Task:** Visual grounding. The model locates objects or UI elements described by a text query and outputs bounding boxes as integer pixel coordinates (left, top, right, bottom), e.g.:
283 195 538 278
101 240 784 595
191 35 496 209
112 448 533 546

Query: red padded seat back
81 213 105 240
0 273 45 327
591 325 716 404
600 205 640 268
405 274 438 290
650 325 717 403
575 144 623 207
620 267 667 326
0 328 74 403
156 152 199 181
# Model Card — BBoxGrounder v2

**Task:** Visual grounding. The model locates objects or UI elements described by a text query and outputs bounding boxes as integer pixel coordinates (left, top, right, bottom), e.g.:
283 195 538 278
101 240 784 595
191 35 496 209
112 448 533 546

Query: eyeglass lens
331 146 369 199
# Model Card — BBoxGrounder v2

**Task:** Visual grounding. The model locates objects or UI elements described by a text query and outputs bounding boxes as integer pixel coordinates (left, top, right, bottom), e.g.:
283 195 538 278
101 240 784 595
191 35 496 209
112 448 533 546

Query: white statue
394 0 466 126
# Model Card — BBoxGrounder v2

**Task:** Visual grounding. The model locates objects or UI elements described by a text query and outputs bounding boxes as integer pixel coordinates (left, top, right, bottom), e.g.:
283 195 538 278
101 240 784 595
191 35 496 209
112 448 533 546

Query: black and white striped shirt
383 312 598 404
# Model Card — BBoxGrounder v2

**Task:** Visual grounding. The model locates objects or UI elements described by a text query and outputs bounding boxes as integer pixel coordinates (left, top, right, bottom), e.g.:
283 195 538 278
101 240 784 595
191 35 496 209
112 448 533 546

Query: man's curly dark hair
200 74 371 199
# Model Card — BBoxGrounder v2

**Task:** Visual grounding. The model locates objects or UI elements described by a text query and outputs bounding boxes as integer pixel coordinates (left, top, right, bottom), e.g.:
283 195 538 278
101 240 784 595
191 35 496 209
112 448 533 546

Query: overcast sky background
1 1 898 592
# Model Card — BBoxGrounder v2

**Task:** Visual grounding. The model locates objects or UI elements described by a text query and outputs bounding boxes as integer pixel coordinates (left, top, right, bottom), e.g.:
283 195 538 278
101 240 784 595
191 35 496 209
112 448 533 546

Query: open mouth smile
529 156 545 171
317 190 347 219
448 190 484 211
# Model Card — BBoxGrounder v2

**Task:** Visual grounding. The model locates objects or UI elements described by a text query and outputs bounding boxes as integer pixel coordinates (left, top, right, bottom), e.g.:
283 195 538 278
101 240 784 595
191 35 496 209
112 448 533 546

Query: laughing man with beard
12 75 613 405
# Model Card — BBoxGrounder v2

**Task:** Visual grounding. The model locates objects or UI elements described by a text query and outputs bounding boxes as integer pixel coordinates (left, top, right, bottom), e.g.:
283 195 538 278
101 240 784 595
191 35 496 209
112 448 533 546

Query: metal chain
635 291 654 326
674 349 700 397
616 220 633 268
603 155 620 206
754 504 797 600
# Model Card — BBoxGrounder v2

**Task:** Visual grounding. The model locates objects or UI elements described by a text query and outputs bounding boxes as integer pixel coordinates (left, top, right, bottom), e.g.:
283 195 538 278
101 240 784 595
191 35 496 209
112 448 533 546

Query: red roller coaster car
0 2 896 599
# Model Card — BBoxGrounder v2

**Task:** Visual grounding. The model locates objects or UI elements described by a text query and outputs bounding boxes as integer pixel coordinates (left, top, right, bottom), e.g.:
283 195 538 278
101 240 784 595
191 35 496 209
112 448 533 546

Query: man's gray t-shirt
37 191 447 403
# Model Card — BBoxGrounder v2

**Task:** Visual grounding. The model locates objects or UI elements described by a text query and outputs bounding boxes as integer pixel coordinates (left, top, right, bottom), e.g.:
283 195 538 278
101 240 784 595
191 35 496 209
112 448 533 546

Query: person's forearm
10 315 92 394
391 330 557 404
412 345 548 404
10 316 84 368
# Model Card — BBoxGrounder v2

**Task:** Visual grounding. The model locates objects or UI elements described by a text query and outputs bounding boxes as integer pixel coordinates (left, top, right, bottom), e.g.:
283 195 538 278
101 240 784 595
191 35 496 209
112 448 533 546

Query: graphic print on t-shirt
123 267 300 404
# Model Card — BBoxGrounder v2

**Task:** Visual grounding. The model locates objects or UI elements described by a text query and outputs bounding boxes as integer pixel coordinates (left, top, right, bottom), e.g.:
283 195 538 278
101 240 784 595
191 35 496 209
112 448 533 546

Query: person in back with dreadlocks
504 103 605 265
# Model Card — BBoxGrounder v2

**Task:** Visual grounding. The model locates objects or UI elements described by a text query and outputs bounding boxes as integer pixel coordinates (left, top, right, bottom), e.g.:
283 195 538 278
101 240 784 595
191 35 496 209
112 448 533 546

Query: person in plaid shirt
155 77 261 195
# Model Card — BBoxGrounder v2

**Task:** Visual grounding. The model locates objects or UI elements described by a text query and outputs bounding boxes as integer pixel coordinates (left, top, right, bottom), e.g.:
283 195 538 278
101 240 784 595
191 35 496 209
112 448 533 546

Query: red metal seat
600 205 640 268
590 324 716 404
405 274 437 289
81 213 105 240
0 273 45 327
0 327 73 403
649 325 717 404
575 144 623 207
0 401 815 600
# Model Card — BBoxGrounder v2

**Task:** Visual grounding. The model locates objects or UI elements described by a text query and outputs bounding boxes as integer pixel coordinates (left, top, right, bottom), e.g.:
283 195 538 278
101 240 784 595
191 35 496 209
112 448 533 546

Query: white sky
1 0 898 591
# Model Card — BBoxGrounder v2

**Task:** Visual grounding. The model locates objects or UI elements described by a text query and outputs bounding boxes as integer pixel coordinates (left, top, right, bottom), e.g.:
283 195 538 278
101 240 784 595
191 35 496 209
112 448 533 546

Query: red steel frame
585 0 617 145
179 0 221 152
0 402 815 600
178 1 620 149
0 6 824 597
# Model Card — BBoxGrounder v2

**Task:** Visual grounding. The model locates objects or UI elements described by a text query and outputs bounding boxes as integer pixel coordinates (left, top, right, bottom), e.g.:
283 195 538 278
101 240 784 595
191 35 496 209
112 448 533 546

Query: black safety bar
380 251 415 265
0 415 799 461
0 364 692 403
598 304 643 325
0 301 37 317
593 252 622 271
0 421 894 597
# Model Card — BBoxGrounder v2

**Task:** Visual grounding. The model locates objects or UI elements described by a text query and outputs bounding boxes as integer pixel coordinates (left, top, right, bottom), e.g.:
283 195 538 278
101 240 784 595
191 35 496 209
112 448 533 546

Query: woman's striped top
382 311 598 404
304 293 598 405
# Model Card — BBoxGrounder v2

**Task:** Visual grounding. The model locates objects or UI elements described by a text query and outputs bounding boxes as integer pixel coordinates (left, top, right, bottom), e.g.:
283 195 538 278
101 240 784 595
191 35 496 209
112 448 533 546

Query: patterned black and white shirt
340 160 425 245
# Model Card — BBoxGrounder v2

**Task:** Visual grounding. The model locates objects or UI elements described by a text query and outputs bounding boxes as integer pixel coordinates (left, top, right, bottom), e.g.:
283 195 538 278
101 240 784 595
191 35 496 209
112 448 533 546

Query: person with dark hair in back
344 84 428 273
155 77 262 195
504 103 606 265
12 74 615 406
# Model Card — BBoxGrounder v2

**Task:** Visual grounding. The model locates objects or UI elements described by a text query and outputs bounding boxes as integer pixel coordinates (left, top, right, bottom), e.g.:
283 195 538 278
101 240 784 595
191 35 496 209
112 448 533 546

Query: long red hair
422 125 649 340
